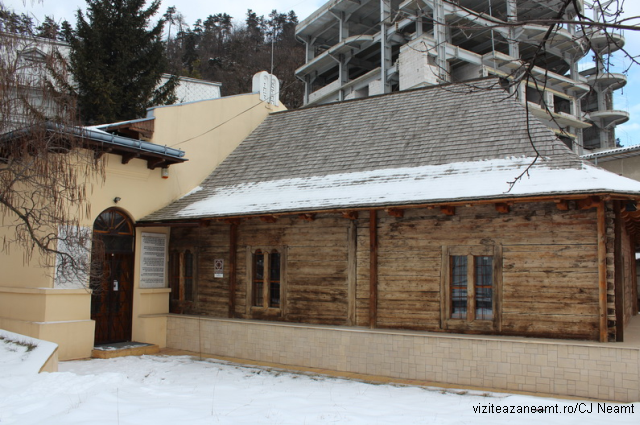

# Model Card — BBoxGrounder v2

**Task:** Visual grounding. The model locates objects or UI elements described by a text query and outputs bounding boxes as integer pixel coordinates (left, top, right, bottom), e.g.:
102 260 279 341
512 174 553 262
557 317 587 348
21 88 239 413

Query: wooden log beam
441 205 455 216
298 213 316 221
597 201 608 342
135 221 200 228
495 203 510 214
342 211 359 220
369 210 378 329
259 215 277 223
577 196 599 210
386 208 404 218
632 235 639 317
228 222 238 318
555 200 570 211
347 220 357 326
614 201 624 342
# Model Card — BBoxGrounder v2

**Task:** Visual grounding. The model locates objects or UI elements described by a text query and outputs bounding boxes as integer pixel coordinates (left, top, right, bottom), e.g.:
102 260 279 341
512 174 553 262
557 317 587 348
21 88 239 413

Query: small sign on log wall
214 259 224 278
140 233 167 288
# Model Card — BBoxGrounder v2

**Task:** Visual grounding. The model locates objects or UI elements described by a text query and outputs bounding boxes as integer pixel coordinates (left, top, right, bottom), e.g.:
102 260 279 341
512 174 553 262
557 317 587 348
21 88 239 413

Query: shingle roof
142 78 640 222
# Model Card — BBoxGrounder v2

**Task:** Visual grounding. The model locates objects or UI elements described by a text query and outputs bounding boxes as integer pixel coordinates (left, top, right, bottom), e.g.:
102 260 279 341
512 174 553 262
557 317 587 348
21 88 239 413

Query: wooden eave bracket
147 157 167 170
342 211 359 220
440 205 455 216
259 215 278 223
93 148 111 160
495 202 511 214
121 152 140 164
386 208 404 218
555 199 570 211
222 218 241 225
298 213 316 221
577 196 600 210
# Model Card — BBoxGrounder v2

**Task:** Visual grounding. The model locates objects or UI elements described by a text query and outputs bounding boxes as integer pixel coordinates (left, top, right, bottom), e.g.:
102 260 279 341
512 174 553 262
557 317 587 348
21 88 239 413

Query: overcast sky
4 0 640 146
3 0 327 25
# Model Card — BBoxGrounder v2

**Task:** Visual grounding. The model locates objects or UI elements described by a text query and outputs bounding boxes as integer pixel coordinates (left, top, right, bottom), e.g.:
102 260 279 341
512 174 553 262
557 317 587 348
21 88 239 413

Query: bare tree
0 29 105 286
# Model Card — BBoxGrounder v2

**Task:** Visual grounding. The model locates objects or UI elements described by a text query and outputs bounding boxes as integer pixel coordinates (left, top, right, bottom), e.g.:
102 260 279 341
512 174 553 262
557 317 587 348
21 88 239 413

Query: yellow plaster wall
0 222 55 289
0 93 283 359
0 287 94 359
149 93 285 194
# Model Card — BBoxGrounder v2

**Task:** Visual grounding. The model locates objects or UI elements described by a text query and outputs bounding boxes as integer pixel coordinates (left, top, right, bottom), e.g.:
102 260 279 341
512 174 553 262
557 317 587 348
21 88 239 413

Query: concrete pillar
380 0 393 93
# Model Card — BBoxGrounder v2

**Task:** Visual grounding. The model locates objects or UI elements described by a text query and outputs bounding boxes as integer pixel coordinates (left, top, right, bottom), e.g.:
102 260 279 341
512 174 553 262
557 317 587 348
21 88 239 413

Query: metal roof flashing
1 123 187 169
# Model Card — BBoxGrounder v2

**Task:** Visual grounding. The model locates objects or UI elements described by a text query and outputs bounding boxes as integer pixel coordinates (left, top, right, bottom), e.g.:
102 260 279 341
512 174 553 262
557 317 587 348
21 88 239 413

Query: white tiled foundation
167 315 640 402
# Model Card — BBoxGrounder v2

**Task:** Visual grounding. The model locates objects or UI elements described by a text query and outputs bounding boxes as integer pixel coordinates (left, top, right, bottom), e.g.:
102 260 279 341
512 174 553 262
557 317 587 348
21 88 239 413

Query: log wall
358 203 600 340
169 200 635 341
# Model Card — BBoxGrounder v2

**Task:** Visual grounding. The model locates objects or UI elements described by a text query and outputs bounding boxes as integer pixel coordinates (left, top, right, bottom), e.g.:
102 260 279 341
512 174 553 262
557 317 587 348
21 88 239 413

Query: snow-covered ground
0 337 638 424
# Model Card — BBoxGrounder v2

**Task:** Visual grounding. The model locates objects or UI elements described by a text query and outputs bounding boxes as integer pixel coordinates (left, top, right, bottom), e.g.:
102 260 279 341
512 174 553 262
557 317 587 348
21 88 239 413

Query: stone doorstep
91 342 160 359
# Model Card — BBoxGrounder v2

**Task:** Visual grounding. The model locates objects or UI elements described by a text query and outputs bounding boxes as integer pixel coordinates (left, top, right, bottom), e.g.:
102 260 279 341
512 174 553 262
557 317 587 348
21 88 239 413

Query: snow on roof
142 79 640 222
176 157 640 218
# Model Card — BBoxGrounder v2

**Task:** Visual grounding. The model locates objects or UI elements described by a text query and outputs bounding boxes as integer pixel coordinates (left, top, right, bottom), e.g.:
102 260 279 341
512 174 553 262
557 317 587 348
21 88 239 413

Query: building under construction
295 0 628 153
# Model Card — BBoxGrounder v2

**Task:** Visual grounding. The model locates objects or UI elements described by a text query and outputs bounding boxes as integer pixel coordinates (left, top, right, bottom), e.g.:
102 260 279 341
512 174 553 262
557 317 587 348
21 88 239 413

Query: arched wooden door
90 209 135 345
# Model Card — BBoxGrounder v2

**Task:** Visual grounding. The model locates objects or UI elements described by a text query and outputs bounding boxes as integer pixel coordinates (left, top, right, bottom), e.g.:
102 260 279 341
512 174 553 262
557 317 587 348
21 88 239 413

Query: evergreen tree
69 0 176 124
35 16 62 40
164 8 304 109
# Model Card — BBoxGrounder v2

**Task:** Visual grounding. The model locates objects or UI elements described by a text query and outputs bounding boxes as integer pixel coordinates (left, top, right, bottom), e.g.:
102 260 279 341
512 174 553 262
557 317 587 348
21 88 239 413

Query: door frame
90 208 135 345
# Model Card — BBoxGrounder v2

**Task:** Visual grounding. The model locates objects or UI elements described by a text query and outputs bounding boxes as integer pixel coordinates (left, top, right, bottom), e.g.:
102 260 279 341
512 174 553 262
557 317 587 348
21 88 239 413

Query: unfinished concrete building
295 0 628 153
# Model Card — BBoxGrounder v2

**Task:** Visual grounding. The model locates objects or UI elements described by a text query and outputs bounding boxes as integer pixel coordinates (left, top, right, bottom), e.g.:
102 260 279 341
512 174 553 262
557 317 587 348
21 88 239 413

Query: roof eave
139 191 639 224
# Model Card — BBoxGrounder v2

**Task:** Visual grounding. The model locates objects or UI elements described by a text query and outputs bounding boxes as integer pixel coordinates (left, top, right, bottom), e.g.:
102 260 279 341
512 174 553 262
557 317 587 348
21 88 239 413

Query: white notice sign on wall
140 233 167 288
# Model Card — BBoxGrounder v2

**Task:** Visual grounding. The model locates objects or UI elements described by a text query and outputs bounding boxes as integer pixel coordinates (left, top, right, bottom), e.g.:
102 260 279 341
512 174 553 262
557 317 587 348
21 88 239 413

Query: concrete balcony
527 101 592 129
588 109 630 128
483 51 590 96
520 24 587 61
586 72 627 92
307 68 383 105
295 35 377 80
590 30 625 55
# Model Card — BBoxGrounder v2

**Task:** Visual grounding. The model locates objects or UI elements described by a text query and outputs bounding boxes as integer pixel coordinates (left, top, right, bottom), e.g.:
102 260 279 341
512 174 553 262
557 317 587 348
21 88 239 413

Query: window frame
168 248 197 313
246 246 286 316
441 245 502 332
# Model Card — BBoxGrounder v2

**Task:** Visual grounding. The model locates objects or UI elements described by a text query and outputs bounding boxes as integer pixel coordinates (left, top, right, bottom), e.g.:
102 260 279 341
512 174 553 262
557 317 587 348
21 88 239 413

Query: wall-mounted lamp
161 167 169 179
113 197 121 204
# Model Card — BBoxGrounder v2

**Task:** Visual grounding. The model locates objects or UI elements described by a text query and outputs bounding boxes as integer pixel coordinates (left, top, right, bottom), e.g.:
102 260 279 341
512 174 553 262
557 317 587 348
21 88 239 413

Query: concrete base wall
167 315 640 402
0 287 95 360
